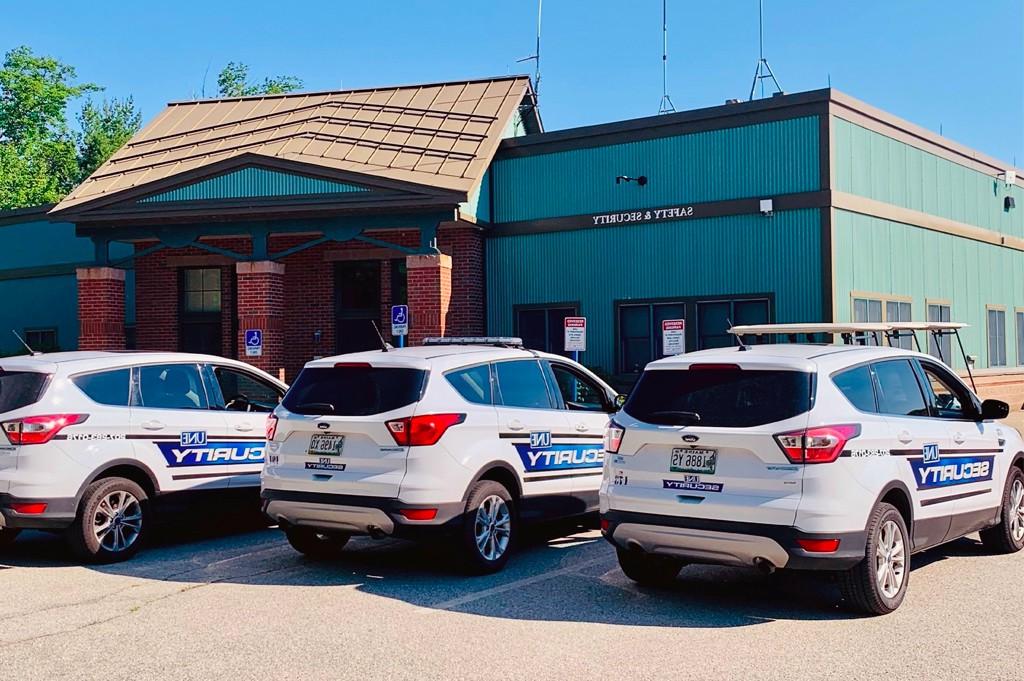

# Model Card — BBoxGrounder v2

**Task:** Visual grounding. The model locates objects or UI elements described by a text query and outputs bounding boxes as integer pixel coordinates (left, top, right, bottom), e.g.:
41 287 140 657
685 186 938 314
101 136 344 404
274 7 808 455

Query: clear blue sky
3 0 1022 166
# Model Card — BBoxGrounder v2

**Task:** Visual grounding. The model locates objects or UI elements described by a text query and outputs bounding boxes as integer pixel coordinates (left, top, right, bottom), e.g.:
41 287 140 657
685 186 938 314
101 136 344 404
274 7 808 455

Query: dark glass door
179 268 223 354
335 260 382 354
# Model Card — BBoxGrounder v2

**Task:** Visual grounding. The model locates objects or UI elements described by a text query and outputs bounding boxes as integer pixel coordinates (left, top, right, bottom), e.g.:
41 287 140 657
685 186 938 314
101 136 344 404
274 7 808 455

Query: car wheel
979 467 1024 554
460 480 515 574
284 526 350 559
616 547 683 587
0 528 20 550
839 502 909 615
66 477 148 564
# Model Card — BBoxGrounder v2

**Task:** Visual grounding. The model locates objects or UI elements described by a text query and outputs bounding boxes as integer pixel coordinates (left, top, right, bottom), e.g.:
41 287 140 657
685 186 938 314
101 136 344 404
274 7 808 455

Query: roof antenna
12 330 40 356
727 318 749 351
658 0 676 114
370 320 392 353
748 0 783 100
516 0 542 103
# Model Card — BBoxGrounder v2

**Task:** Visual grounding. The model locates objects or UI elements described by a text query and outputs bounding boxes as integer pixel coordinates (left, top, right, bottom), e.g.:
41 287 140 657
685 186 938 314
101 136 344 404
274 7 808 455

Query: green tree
216 62 303 97
77 97 142 180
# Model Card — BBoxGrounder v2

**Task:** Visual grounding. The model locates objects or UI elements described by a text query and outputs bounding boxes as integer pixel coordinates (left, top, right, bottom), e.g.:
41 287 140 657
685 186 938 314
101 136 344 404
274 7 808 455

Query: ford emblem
681 434 700 443
317 422 330 430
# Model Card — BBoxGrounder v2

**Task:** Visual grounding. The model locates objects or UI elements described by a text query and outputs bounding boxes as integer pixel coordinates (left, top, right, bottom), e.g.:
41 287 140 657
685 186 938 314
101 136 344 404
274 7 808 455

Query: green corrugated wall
140 167 369 202
832 209 1024 368
832 117 1023 237
487 208 823 374
490 116 820 223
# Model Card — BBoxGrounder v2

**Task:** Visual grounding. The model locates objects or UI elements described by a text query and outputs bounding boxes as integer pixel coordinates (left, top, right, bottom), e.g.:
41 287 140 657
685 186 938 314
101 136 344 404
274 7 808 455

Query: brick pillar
406 253 452 345
236 261 285 373
76 267 126 351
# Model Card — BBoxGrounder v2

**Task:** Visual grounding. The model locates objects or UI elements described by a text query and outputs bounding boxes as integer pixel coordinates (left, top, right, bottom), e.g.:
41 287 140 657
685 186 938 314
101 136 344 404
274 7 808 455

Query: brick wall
236 261 285 374
439 223 485 336
77 267 126 350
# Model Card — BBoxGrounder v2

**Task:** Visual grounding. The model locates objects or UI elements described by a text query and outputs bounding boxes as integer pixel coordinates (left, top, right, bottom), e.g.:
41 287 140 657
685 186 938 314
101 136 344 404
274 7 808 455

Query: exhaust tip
367 526 387 540
753 557 776 575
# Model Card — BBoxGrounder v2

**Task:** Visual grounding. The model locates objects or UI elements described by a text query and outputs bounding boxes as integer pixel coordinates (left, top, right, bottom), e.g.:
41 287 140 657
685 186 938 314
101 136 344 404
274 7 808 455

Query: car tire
616 547 683 587
284 526 350 559
839 502 909 615
460 480 516 575
979 467 1024 554
0 528 20 550
66 477 148 564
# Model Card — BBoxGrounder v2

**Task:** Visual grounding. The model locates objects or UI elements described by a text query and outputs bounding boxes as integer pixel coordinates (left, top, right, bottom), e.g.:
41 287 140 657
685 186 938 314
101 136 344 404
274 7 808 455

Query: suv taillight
604 420 625 454
386 413 465 446
774 424 860 464
1 414 89 445
266 415 279 441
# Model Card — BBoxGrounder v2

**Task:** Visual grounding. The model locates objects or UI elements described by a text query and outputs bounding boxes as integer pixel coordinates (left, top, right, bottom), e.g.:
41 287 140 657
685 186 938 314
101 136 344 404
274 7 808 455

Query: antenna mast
658 0 675 114
517 0 543 103
748 0 783 100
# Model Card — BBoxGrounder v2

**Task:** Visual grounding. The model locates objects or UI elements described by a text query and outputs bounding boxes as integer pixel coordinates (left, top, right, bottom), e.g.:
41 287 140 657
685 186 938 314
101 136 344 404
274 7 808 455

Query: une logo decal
682 434 700 443
530 431 552 449
180 431 207 446
922 443 940 463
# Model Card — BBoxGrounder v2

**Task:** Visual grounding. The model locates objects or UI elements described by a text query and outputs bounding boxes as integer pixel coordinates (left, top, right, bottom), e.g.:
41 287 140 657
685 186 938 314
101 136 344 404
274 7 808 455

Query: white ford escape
261 338 617 573
0 351 286 562
600 343 1023 614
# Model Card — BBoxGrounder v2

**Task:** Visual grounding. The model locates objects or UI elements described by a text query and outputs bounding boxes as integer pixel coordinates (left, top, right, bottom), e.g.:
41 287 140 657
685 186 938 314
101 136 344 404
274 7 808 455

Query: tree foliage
217 62 303 98
77 97 142 180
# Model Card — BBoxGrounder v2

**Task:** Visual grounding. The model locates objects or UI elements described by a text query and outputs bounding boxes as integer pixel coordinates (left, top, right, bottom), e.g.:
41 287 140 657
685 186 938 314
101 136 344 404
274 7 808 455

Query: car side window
871 359 929 417
445 364 493 405
134 364 209 410
493 360 554 409
72 368 131 407
548 363 608 412
832 364 877 413
211 366 282 413
918 361 974 420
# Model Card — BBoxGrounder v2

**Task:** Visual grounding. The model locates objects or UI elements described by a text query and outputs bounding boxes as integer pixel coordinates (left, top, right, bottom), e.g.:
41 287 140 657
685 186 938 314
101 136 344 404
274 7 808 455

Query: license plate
308 434 345 456
670 448 717 474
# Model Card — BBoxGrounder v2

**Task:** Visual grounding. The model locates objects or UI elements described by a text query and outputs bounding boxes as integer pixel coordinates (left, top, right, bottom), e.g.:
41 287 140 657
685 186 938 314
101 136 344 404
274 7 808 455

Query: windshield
282 366 426 416
0 370 50 414
625 367 814 427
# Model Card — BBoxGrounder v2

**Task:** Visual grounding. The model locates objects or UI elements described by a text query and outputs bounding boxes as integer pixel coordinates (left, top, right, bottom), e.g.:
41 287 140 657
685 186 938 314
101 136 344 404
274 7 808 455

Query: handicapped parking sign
244 329 263 357
391 305 409 337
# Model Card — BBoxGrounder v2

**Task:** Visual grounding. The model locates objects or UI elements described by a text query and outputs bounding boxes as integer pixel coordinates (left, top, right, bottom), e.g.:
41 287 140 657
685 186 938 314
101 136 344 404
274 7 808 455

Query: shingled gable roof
51 75 539 216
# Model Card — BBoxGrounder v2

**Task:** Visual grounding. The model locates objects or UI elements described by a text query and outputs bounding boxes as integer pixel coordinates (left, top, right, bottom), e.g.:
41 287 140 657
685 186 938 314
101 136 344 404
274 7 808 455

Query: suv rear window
625 367 814 427
0 370 50 413
283 366 426 416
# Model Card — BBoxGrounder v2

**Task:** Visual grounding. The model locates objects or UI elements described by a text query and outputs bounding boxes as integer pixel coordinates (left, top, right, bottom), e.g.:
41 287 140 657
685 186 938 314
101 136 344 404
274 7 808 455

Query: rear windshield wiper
294 402 336 414
647 410 702 425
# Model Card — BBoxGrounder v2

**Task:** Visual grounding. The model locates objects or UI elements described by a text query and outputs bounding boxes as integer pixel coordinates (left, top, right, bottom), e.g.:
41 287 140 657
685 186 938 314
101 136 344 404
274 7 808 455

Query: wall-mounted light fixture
759 198 774 217
1006 196 1016 211
999 169 1017 187
615 175 647 186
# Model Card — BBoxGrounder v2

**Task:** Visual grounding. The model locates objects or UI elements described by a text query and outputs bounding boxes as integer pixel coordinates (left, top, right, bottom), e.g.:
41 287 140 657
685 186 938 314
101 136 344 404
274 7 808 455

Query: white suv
261 338 617 573
0 351 286 562
600 344 1024 614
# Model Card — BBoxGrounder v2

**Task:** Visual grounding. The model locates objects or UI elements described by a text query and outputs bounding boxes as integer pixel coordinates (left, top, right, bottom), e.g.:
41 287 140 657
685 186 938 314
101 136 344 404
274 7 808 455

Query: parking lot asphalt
1 512 1021 681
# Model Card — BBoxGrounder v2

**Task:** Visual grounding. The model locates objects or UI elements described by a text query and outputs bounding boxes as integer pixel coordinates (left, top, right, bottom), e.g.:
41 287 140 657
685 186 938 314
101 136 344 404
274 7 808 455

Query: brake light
266 415 278 441
386 413 465 446
774 424 860 464
1 414 89 445
398 508 438 521
10 502 47 514
334 362 372 368
604 420 625 454
689 363 741 371
797 538 841 553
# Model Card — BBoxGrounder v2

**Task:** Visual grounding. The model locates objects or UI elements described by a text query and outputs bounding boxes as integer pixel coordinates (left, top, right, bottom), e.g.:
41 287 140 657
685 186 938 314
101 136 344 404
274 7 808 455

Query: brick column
236 261 285 373
406 253 452 345
76 267 126 351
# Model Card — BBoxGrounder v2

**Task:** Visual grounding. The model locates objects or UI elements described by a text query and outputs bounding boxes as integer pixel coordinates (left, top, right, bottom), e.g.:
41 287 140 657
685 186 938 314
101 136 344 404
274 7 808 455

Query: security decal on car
909 454 994 490
663 475 723 493
514 440 604 472
157 439 266 467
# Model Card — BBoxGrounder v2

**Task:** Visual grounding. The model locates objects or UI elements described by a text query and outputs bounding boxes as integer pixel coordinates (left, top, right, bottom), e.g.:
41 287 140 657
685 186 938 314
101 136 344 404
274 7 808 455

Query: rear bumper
601 510 866 571
0 493 77 530
261 488 464 539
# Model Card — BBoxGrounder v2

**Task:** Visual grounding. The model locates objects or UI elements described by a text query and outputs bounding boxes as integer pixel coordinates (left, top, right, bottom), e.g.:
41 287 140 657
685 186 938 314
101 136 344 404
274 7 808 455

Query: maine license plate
308 434 345 457
670 448 717 475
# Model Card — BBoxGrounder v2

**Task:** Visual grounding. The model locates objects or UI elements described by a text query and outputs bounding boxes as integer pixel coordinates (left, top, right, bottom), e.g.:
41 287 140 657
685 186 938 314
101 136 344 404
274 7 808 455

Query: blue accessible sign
391 305 409 337
244 329 263 357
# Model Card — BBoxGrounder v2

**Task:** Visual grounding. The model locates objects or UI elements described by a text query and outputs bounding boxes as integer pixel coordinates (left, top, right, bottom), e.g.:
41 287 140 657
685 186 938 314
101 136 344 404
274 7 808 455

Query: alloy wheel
874 519 906 599
1010 479 1024 543
93 490 143 553
474 494 511 561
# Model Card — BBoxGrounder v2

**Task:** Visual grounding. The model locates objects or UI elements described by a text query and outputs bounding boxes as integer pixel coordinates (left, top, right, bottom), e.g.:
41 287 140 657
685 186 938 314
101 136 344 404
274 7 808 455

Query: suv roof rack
422 336 524 348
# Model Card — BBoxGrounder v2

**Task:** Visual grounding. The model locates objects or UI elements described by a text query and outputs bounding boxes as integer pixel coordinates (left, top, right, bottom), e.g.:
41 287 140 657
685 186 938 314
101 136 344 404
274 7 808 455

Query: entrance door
179 268 223 355
335 260 382 354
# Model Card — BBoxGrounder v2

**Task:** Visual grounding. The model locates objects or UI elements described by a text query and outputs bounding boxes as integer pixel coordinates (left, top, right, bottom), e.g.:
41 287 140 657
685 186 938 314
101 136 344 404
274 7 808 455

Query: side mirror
614 394 628 410
981 399 1010 421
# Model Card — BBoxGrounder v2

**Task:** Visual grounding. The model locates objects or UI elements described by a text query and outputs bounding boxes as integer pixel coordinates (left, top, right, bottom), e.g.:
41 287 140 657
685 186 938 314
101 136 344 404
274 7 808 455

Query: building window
927 303 952 363
24 328 58 352
390 259 407 307
853 297 883 323
516 305 576 355
885 300 913 349
1017 311 1024 367
696 298 769 350
988 308 1007 367
179 268 223 355
618 301 686 372
182 268 221 313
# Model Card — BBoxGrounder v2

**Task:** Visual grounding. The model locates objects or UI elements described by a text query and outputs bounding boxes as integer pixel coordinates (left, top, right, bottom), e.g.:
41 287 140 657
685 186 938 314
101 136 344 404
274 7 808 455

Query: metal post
398 335 405 349
953 330 977 391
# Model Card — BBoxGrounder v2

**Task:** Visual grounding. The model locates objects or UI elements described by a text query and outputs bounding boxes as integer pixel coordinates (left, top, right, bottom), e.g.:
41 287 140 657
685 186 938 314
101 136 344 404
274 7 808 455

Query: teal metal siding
832 117 1024 238
490 117 820 223
832 209 1024 368
487 208 823 373
460 168 490 222
139 167 370 203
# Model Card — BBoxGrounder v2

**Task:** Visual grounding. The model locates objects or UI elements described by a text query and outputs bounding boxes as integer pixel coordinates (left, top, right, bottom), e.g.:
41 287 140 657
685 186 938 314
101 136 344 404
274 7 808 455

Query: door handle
507 420 525 431
953 432 966 445
898 430 913 444
575 422 589 432
141 420 164 431
234 423 255 432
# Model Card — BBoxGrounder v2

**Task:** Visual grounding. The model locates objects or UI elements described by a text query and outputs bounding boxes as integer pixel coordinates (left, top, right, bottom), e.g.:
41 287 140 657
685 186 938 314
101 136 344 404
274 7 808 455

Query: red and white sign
564 317 587 352
662 319 686 356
